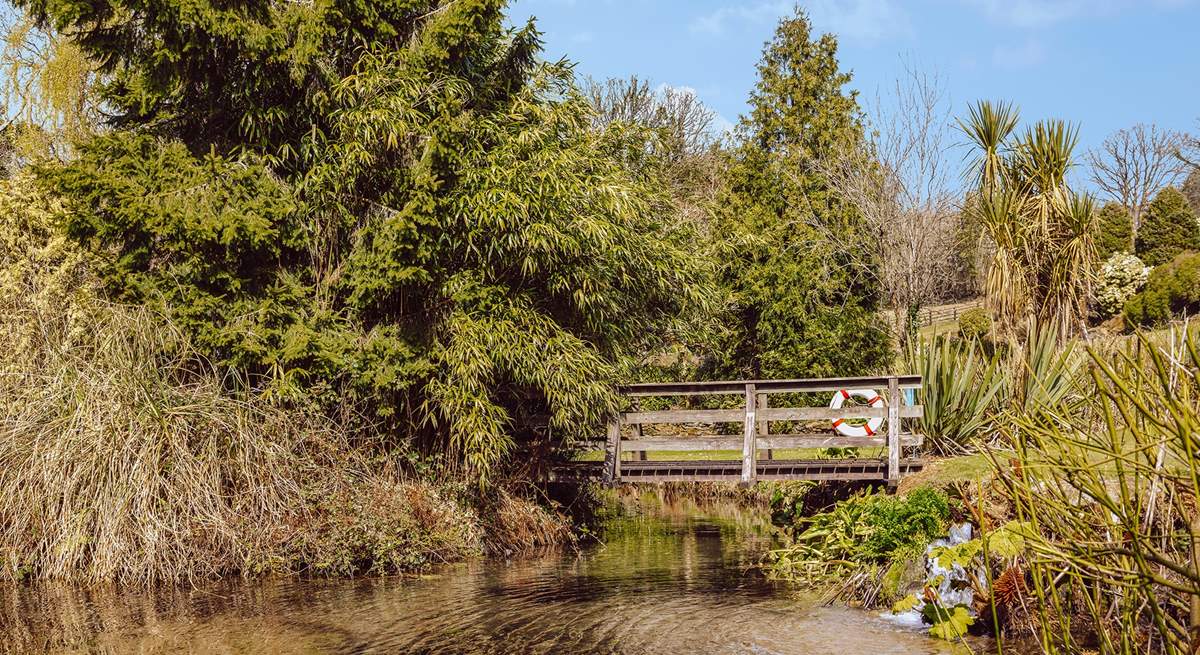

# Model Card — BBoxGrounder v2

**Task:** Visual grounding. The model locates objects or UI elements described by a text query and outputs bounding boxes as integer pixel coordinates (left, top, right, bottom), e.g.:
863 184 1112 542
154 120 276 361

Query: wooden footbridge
552 375 925 490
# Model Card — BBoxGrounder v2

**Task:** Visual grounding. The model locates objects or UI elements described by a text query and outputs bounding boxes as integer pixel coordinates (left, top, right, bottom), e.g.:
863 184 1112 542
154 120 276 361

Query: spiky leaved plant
959 101 1099 341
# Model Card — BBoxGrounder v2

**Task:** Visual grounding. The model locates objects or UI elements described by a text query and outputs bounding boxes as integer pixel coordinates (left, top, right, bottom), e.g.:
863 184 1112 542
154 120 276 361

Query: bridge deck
551 457 926 483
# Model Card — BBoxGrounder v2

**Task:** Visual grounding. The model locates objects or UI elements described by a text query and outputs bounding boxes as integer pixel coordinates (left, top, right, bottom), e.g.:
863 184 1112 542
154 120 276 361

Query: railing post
603 416 621 485
742 383 757 485
887 375 901 492
756 393 771 460
632 399 646 461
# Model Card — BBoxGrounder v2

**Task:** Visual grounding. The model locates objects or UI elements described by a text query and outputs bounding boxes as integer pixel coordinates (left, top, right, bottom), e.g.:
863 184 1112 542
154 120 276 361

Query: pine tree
1135 186 1200 266
705 7 889 380
1182 167 1200 214
1095 202 1133 262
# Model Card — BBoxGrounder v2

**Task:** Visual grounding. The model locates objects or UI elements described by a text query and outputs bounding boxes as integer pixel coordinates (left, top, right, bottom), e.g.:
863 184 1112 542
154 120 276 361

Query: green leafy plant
908 337 1008 453
958 307 992 342
767 487 951 582
1124 250 1200 327
1094 202 1134 262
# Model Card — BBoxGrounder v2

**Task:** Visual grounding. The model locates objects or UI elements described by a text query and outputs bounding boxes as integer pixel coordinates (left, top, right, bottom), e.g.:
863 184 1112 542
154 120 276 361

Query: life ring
828 388 885 437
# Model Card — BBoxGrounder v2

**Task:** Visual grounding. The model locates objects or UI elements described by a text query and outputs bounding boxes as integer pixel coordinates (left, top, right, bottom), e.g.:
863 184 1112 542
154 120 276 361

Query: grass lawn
897 453 993 494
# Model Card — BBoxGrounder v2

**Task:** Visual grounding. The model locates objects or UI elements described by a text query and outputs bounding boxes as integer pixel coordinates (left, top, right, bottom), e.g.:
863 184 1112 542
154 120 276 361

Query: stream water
0 498 986 654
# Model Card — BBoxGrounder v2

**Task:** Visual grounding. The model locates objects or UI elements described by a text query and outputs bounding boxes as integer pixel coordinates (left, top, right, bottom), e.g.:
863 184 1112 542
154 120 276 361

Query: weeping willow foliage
32 0 711 485
0 11 100 161
960 101 1098 339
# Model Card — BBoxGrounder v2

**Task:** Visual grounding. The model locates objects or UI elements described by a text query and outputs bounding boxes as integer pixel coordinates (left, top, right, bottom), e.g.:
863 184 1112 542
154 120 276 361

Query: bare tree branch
1087 124 1188 235
808 64 961 342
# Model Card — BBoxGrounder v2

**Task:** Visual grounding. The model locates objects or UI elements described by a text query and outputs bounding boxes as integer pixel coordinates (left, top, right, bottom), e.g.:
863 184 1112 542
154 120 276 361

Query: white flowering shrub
1095 252 1151 318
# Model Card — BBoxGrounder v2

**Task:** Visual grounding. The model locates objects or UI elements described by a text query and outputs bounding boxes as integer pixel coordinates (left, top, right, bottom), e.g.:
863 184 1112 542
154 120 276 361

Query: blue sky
507 0 1199 170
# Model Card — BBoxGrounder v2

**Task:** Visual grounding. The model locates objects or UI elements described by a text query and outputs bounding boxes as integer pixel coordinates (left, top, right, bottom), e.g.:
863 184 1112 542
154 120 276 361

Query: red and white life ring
829 388 885 437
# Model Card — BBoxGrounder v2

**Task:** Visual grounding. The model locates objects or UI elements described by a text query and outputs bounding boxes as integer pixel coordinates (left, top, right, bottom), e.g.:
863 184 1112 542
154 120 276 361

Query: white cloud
570 31 594 44
690 0 910 42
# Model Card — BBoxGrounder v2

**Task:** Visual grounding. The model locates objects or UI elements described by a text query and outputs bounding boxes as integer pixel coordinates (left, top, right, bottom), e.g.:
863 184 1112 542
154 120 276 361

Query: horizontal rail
618 434 924 451
622 406 922 424
620 375 922 397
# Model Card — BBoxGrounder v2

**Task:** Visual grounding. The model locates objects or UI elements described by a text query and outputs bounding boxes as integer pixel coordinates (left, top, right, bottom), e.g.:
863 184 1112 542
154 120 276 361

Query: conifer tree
1136 186 1200 266
706 7 888 379
1095 202 1133 262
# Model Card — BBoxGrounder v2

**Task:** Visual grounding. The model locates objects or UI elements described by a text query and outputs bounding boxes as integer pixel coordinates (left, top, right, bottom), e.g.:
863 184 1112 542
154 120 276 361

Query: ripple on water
0 509 984 654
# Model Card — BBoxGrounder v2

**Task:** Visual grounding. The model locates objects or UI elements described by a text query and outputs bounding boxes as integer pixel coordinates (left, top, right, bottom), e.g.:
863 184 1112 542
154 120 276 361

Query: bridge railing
602 375 923 488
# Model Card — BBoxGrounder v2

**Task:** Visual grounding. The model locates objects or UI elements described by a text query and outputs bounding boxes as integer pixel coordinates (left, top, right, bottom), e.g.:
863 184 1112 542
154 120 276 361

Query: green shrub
1123 251 1200 327
1135 186 1200 266
1094 202 1133 262
1094 251 1150 318
768 486 951 581
957 307 991 341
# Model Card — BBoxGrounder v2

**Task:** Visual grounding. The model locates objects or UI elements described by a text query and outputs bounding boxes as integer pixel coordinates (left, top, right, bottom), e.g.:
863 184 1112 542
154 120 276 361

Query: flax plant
906 336 1008 454
959 101 1098 341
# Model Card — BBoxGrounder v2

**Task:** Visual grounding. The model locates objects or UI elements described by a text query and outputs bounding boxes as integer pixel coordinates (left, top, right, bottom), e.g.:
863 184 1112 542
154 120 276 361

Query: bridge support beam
886 376 901 493
603 417 621 486
741 384 757 485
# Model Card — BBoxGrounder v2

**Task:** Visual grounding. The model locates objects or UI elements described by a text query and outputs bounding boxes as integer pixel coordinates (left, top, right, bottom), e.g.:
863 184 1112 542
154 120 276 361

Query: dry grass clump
272 474 485 576
482 489 574 556
0 284 338 584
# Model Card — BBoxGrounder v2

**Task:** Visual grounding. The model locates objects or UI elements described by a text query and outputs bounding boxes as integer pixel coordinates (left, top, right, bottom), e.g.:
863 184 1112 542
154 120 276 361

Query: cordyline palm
959 100 1097 339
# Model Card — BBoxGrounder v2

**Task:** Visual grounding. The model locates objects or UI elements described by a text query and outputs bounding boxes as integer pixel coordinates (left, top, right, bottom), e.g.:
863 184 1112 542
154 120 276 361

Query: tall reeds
992 326 1200 653
0 277 336 583
0 173 566 584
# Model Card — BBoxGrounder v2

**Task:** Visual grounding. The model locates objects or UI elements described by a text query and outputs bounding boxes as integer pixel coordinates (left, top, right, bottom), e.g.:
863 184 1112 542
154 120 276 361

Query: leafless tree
584 76 720 159
811 65 961 343
1087 124 1189 235
584 76 725 235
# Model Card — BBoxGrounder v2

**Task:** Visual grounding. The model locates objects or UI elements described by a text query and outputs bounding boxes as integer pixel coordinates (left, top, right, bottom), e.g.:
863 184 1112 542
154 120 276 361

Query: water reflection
0 498 980 654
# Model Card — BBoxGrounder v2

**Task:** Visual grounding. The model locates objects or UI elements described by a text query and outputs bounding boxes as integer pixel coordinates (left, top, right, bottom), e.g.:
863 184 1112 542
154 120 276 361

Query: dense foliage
1135 186 1200 266
25 0 710 482
768 487 951 579
704 8 889 379
1123 251 1200 327
1094 202 1133 262
957 307 991 341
